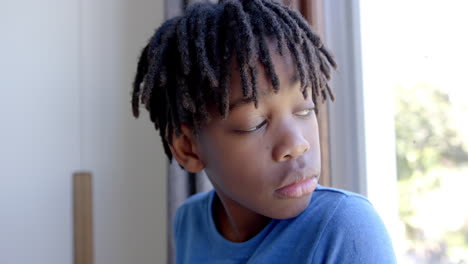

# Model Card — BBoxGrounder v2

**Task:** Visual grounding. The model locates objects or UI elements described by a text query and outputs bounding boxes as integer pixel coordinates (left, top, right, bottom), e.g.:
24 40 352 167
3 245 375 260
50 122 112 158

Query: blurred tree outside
395 83 468 263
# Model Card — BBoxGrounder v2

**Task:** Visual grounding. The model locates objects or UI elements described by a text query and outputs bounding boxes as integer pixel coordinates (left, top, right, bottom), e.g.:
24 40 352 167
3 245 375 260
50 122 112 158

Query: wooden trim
73 172 94 264
298 0 331 187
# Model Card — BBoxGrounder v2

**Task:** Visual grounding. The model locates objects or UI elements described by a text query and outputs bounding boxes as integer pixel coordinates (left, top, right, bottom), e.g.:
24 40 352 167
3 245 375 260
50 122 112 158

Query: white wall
0 0 167 263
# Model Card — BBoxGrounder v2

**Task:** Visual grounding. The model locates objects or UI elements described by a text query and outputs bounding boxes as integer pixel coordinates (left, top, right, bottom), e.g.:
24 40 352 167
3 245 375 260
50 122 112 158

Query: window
359 1 468 263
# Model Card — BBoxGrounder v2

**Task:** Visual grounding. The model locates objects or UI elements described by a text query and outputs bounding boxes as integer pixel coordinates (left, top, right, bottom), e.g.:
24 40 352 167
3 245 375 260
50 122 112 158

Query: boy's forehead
228 42 299 101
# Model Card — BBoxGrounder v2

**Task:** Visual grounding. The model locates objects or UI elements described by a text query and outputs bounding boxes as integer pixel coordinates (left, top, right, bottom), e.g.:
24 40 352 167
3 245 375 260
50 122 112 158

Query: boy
131 0 396 263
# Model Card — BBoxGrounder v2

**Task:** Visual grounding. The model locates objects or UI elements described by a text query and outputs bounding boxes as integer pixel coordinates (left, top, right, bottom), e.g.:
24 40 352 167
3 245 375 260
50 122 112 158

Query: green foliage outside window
395 83 468 263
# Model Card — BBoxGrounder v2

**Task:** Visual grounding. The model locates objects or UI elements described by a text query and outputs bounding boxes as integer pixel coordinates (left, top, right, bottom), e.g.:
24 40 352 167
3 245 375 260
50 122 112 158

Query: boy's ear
169 124 205 173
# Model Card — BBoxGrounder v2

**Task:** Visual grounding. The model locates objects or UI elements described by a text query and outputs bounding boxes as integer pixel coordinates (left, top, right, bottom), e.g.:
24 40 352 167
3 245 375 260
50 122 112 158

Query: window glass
361 1 468 263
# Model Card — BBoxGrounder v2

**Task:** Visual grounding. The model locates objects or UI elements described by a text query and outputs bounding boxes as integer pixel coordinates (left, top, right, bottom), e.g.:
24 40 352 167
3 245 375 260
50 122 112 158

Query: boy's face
196 49 321 219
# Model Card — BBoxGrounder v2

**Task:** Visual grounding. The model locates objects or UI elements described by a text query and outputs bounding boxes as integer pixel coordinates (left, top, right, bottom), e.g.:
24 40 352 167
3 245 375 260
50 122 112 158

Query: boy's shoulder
174 185 396 263
174 184 372 221
313 184 368 200
173 190 214 232
287 184 375 232
177 190 213 213
296 184 371 220
301 185 396 263
301 184 380 239
174 185 374 239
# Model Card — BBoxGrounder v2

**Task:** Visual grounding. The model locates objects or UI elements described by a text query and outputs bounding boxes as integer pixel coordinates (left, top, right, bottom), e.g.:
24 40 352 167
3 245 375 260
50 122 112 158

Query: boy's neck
212 192 271 243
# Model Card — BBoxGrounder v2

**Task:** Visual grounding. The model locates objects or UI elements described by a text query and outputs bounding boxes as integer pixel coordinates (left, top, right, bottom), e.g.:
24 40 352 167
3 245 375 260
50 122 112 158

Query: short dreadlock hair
131 0 337 161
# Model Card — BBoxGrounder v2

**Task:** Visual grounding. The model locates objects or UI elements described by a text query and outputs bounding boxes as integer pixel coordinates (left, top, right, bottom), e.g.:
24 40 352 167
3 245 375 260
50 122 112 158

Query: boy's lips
274 174 318 199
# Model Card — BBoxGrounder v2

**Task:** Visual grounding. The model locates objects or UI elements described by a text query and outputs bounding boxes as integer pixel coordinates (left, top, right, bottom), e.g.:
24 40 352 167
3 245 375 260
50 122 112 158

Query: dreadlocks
131 0 337 160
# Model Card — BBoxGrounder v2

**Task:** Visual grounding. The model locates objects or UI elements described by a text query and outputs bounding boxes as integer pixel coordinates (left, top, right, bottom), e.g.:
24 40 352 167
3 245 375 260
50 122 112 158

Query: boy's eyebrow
228 77 301 111
229 97 256 111
229 87 277 110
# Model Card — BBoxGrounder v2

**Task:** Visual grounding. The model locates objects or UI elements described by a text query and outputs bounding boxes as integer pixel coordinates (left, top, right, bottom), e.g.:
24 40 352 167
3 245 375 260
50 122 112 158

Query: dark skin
170 44 321 243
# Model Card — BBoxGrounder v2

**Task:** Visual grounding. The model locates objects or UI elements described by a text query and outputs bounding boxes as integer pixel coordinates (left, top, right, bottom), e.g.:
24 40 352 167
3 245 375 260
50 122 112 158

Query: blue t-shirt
174 184 396 263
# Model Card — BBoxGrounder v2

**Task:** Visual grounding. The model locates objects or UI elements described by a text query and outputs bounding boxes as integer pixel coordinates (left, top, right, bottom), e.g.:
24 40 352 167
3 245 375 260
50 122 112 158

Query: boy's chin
266 194 313 220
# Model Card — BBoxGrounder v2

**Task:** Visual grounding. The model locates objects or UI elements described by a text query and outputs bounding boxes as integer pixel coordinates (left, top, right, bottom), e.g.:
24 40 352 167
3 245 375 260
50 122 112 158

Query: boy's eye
235 120 267 133
296 108 315 117
233 108 314 134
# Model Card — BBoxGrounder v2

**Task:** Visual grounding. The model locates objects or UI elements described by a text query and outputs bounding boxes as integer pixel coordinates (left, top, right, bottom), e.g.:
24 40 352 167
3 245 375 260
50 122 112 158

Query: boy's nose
272 124 310 162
